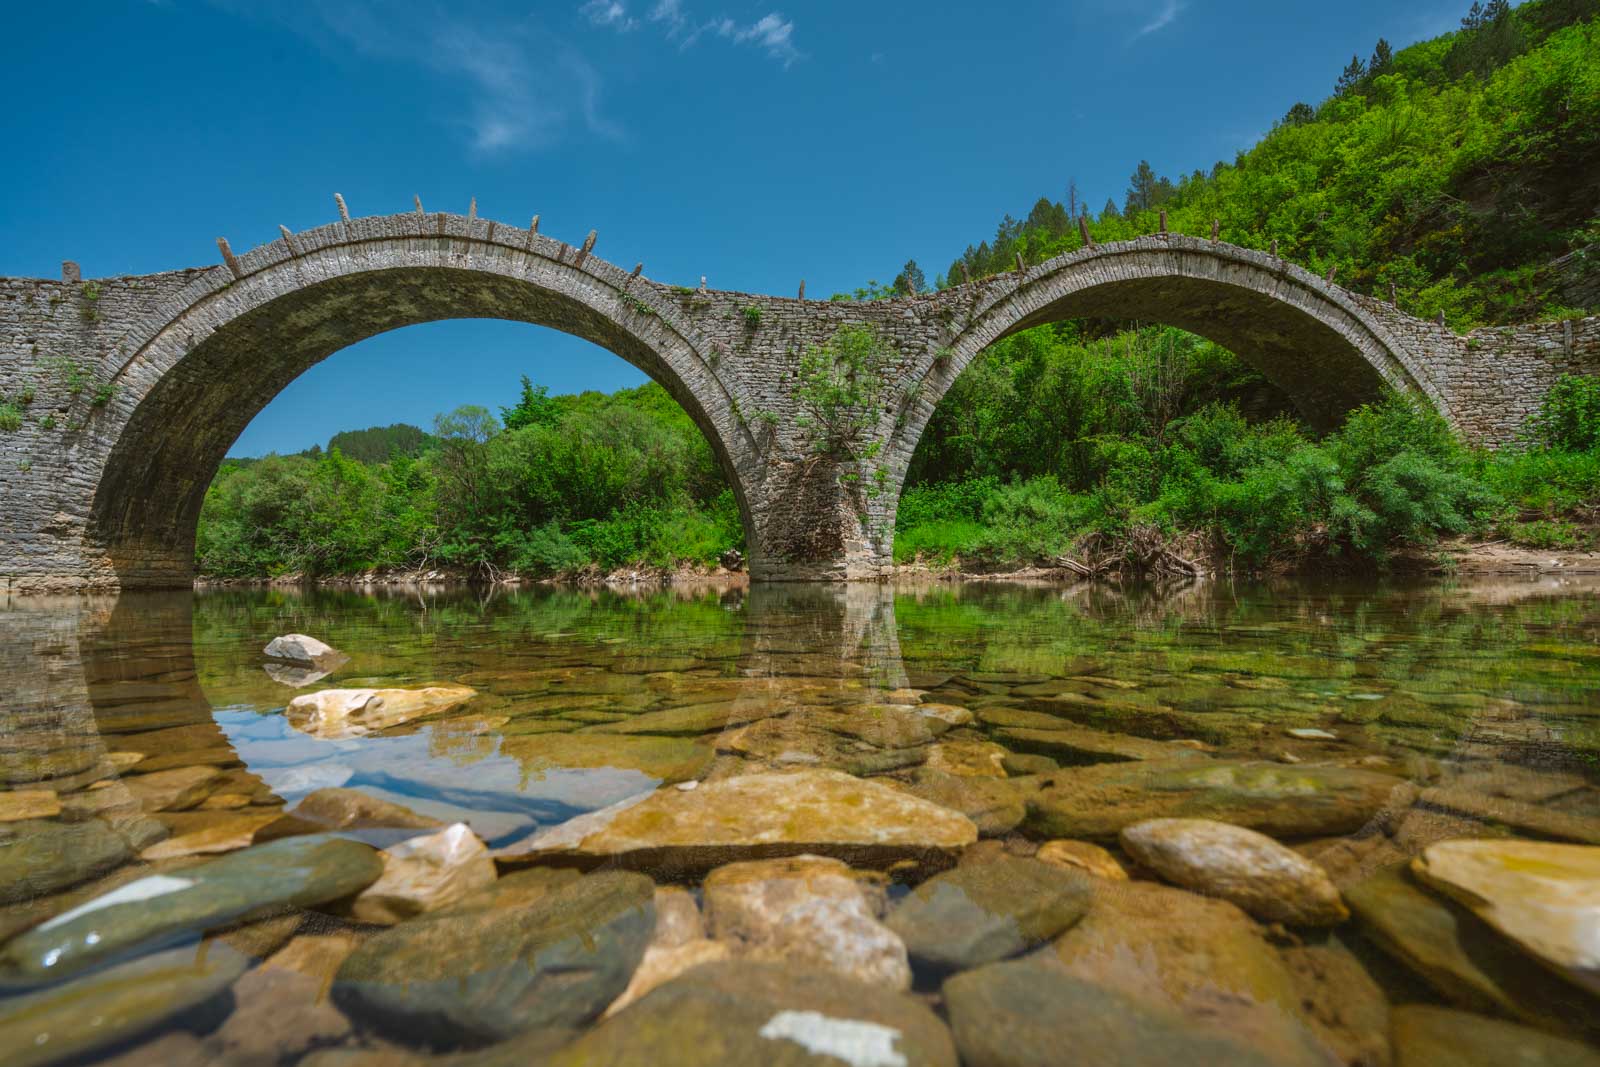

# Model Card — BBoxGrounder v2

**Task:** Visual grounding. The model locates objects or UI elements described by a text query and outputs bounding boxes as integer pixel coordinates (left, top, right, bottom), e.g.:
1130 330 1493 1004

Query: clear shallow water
2 577 1600 1065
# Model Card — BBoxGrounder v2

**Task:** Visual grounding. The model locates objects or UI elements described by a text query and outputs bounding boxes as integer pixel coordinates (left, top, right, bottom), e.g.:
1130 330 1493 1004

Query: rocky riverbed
3 579 1600 1065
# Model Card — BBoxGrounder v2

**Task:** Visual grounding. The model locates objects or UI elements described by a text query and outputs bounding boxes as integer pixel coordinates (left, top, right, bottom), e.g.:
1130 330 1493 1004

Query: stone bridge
2 206 1596 591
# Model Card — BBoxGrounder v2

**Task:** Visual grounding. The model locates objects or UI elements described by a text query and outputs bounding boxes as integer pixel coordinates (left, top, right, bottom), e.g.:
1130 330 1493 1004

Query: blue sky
1 0 1472 455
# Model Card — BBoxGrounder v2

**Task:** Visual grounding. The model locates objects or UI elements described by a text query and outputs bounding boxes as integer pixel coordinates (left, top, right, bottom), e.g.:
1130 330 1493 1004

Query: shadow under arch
84 218 757 589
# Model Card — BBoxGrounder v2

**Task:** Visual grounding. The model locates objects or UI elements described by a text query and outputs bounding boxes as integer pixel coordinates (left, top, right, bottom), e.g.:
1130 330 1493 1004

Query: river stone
0 834 382 985
1280 936 1392 1067
1035 840 1128 880
291 787 445 831
139 812 281 860
992 722 1206 764
287 685 478 739
925 740 1007 778
333 869 655 1046
886 856 1093 973
1391 1005 1600 1067
1050 879 1332 1067
1027 759 1405 840
0 818 130 904
0 941 249 1067
581 700 778 736
1120 818 1348 925
1344 864 1592 1033
899 769 1026 837
543 960 958 1067
499 731 714 784
703 855 909 989
718 718 928 776
349 822 496 925
120 765 224 812
0 791 60 823
498 769 977 874
1412 839 1600 997
801 703 953 748
944 957 1287 1067
265 633 342 666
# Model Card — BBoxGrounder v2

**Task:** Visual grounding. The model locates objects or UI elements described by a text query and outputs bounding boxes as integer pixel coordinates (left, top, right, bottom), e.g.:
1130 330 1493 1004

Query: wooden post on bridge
1078 214 1094 248
1158 210 1167 234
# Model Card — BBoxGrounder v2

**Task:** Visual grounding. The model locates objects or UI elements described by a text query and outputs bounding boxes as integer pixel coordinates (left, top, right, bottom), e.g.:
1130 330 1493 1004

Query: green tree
501 375 559 430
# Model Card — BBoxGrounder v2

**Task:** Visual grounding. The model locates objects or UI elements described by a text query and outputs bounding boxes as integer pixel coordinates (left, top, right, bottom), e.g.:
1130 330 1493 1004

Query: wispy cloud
580 3 803 67
581 0 636 30
1132 0 1185 40
208 2 622 154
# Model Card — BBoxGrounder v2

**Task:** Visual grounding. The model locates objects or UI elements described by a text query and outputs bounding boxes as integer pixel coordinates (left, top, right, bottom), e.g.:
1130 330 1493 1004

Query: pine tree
1124 160 1161 215
1368 38 1394 78
1282 101 1315 126
893 259 927 296
1462 1 1486 30
1334 55 1367 96
1100 198 1120 221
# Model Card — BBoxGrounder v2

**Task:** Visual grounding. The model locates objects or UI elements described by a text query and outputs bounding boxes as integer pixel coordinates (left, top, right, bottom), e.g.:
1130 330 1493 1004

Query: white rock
286 685 477 739
348 822 496 925
264 634 343 666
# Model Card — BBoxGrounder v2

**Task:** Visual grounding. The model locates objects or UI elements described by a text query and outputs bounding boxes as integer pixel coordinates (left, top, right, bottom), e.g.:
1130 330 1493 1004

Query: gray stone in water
944 957 1287 1067
885 856 1092 973
333 869 655 1046
0 941 249 1067
0 834 382 985
264 634 343 666
0 818 131 905
539 959 959 1066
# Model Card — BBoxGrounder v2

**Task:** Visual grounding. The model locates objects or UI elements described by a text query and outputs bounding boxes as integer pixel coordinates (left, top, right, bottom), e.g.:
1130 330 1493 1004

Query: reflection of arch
83 214 758 588
897 236 1444 462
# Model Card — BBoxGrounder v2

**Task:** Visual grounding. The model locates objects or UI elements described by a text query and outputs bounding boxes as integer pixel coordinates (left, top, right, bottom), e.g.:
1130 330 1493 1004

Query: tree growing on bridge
795 326 892 468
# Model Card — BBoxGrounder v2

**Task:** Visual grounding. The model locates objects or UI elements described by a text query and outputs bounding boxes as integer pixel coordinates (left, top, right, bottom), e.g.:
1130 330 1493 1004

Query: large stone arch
81 213 764 588
873 236 1453 548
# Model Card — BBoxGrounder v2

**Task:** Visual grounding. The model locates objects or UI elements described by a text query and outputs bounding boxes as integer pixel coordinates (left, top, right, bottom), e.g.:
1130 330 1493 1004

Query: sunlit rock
1120 818 1348 925
703 855 909 989
264 633 344 667
1035 839 1129 880
349 822 496 925
498 769 977 874
925 740 1008 778
118 765 223 812
139 812 281 860
1413 839 1600 997
286 685 477 739
0 790 59 823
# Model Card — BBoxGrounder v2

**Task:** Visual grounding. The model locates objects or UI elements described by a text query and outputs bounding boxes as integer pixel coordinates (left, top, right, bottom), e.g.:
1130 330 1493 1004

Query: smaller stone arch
81 213 766 588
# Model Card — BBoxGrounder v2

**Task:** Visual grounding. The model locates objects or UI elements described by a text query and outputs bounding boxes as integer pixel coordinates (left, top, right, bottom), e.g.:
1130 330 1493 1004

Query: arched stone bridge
1 208 1596 591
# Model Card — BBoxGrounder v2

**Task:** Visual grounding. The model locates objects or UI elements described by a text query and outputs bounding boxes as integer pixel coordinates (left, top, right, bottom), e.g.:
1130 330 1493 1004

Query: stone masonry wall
1 212 1596 592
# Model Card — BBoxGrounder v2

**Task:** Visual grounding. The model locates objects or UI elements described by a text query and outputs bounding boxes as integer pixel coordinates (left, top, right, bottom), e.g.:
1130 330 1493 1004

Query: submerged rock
1034 839 1128 880
1344 864 1591 1034
290 787 446 832
944 957 1287 1067
498 769 977 875
0 791 60 823
0 941 249 1067
604 887 728 1016
1391 1005 1600 1067
0 835 382 984
1279 936 1393 1067
1050 879 1332 1067
886 856 1092 974
333 869 655 1046
543 960 958 1067
264 633 343 666
348 822 496 925
703 855 909 989
925 740 1008 778
119 765 224 812
499 731 714 784
899 769 1027 837
1120 818 1348 925
581 700 778 737
1027 759 1404 840
138 812 281 860
718 717 928 776
1412 839 1600 998
287 685 477 739
0 818 131 904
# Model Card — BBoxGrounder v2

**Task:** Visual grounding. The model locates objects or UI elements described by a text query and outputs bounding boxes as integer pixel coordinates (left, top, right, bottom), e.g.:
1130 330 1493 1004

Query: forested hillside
197 0 1600 580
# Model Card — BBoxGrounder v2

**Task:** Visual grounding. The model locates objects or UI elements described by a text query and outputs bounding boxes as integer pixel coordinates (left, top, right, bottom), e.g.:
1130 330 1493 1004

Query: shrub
1527 375 1600 452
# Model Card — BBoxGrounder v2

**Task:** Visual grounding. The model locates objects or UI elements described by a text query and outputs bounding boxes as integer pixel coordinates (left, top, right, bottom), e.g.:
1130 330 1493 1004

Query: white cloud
581 1 637 30
1132 0 1185 39
584 1 802 66
210 2 623 154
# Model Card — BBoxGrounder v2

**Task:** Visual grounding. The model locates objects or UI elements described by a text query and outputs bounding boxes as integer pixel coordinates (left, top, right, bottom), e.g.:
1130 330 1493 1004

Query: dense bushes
895 324 1596 569
197 382 742 579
